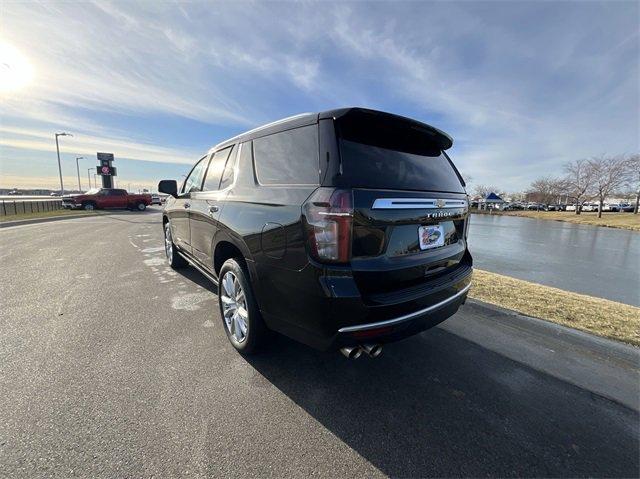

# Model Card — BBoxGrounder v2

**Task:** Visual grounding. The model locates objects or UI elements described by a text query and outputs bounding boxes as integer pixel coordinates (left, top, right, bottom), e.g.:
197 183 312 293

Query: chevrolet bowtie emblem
435 199 446 208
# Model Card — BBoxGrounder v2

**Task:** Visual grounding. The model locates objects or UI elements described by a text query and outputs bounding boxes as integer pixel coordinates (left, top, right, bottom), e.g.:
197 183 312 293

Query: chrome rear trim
371 198 467 210
337 283 471 333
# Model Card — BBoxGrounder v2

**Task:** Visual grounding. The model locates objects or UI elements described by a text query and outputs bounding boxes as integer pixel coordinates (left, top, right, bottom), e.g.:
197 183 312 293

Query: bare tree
473 184 502 198
629 155 640 214
563 159 595 215
589 155 636 218
527 176 568 205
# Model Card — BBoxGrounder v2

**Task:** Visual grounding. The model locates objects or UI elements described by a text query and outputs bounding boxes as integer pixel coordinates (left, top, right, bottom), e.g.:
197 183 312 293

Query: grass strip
473 210 640 231
470 269 640 346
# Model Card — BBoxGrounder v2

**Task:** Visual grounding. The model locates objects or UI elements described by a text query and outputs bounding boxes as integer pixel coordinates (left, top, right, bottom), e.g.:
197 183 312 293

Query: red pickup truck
62 188 152 211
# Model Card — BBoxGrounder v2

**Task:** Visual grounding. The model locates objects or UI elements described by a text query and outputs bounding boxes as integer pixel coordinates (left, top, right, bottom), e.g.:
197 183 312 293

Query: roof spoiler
319 107 453 151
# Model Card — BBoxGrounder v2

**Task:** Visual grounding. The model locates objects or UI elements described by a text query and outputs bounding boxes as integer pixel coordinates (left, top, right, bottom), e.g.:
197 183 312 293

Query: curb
465 298 639 357
457 298 639 410
0 213 104 228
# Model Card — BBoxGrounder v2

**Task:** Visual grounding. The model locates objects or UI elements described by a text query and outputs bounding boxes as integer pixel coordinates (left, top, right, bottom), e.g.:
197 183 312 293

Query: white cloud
1 1 638 191
0 126 196 165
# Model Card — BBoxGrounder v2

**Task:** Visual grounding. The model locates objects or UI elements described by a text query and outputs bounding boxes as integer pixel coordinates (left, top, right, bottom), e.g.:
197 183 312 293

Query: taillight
464 197 470 240
302 188 353 263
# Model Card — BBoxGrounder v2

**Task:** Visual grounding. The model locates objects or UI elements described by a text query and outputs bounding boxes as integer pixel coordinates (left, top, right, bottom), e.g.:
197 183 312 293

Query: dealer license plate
418 225 445 250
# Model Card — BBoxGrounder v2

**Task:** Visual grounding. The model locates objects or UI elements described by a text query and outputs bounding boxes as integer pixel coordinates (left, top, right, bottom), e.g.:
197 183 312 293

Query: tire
83 202 96 211
218 258 267 354
164 221 187 269
137 202 146 211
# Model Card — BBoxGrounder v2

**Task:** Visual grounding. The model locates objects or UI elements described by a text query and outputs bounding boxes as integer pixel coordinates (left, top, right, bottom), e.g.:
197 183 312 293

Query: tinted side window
182 157 208 194
219 146 238 190
109 189 127 196
253 125 319 185
235 142 254 188
203 147 233 191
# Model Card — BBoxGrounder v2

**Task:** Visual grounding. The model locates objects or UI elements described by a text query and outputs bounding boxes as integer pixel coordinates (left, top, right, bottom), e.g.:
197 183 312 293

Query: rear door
171 156 209 253
327 113 470 297
189 145 237 269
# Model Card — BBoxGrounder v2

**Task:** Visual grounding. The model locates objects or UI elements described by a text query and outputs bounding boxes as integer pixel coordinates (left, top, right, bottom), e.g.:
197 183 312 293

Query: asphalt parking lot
1 209 638 478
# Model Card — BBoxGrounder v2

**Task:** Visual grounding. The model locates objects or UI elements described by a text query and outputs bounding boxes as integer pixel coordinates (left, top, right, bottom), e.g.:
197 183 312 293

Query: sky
1 0 638 193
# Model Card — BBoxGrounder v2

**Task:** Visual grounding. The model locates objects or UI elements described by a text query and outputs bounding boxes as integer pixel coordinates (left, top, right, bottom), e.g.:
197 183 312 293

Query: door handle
184 203 191 209
209 205 219 214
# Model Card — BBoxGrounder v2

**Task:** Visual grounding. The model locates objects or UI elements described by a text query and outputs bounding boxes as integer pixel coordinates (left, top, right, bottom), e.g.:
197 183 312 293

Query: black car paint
162 108 472 350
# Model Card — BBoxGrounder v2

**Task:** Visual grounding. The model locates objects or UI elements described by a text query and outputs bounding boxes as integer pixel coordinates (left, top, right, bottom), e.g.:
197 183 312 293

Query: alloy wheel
220 271 248 343
164 223 173 261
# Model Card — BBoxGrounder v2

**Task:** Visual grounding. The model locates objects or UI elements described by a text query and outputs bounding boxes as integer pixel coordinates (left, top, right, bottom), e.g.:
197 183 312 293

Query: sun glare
0 42 34 93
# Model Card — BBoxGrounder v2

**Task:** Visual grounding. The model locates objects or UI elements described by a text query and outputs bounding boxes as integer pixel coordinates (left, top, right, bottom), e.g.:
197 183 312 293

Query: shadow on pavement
174 266 217 292
100 209 162 225
246 327 639 478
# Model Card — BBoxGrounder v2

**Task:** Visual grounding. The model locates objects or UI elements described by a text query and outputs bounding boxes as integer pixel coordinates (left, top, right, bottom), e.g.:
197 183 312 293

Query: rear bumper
257 258 472 350
338 283 470 333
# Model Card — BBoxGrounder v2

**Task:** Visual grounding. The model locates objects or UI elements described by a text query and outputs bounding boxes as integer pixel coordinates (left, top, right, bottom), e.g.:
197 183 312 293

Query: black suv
159 108 472 358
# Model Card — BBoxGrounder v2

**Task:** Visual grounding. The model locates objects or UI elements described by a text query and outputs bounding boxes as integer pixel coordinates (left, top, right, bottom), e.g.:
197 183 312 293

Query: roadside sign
97 152 114 163
97 166 117 176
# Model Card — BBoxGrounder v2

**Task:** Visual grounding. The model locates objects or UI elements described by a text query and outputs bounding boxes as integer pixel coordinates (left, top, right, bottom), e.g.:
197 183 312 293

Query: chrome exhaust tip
361 343 383 358
340 346 362 359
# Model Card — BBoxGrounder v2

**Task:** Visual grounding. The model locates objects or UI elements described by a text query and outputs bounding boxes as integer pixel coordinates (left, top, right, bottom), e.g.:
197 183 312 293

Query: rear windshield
338 140 465 193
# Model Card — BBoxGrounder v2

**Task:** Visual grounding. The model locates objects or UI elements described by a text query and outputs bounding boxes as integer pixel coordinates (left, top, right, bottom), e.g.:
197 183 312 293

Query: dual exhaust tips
340 344 383 359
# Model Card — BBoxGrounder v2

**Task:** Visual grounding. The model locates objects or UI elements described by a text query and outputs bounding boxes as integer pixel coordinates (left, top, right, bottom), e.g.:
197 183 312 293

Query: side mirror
158 180 178 197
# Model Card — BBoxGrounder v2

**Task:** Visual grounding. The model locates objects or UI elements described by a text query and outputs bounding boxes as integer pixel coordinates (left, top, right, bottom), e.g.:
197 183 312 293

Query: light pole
94 174 98 188
87 168 93 188
54 132 73 194
75 157 84 191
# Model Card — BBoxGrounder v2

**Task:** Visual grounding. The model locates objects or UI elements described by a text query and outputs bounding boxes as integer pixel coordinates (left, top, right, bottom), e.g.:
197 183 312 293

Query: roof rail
212 112 314 150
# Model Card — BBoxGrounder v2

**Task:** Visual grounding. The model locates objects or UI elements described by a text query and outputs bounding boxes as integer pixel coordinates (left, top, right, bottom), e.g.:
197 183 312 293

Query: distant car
504 202 524 211
151 194 161 205
602 203 620 212
544 204 559 211
7 189 22 196
620 203 635 212
581 203 598 212
62 188 152 211
566 204 577 211
527 203 543 210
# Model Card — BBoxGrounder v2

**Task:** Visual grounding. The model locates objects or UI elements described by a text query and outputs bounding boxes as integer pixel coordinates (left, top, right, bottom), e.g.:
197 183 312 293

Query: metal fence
0 199 64 217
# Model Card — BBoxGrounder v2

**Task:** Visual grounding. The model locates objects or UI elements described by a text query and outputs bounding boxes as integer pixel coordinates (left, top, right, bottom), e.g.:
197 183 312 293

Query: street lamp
54 132 73 194
75 157 84 191
87 168 93 188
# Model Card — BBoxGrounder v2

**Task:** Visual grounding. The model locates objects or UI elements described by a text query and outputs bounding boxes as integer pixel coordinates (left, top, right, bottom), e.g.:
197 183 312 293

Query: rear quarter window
253 125 319 186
